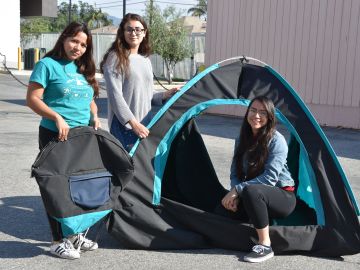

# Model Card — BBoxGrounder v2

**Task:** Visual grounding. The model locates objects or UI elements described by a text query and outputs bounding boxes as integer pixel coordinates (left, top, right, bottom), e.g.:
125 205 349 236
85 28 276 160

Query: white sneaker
50 239 80 259
69 233 98 251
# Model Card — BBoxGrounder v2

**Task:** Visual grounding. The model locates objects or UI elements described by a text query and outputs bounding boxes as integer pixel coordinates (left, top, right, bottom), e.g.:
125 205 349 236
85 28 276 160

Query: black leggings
38 126 64 241
216 185 296 229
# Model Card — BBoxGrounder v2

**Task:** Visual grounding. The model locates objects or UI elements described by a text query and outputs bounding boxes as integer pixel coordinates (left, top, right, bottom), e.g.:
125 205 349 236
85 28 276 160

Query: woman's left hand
222 188 239 212
92 115 101 130
163 86 180 100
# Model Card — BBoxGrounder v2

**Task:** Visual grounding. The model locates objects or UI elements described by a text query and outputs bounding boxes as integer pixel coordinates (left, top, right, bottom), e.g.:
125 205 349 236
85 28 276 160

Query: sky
57 0 200 19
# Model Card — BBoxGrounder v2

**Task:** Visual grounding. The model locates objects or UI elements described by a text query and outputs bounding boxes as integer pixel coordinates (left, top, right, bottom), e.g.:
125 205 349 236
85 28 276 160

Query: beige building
205 0 360 129
91 25 119 34
179 16 206 34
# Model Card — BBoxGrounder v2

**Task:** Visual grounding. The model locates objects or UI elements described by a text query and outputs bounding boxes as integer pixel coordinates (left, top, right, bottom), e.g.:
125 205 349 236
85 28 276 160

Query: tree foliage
20 17 53 47
20 1 112 37
20 17 52 36
53 1 112 30
187 0 207 19
145 4 192 84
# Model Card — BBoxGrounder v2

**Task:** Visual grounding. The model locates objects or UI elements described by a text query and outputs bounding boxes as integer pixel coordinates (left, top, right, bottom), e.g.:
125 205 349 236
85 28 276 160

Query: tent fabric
107 59 360 256
31 126 134 236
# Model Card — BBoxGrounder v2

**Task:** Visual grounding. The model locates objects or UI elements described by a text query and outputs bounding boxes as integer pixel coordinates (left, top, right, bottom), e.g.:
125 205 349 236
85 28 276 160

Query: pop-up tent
108 57 360 256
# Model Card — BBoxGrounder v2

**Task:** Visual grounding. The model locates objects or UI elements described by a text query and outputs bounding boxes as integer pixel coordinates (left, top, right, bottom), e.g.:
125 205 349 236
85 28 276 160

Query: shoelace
252 245 266 254
63 239 75 251
75 228 90 252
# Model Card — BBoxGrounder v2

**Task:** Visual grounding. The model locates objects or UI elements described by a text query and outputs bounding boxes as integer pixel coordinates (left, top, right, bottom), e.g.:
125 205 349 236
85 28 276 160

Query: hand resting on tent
222 188 239 212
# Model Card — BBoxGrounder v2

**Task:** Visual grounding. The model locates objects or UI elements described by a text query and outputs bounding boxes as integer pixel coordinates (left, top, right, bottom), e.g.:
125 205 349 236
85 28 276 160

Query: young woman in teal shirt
26 22 100 260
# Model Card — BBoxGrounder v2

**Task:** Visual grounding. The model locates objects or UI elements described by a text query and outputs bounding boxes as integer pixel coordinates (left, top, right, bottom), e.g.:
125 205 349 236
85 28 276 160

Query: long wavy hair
45 22 99 97
234 96 276 180
100 13 151 76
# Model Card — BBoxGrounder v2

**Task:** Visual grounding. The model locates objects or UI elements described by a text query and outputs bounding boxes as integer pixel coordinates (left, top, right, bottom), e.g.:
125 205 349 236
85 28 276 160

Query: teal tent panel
54 209 111 236
266 65 359 216
276 111 325 225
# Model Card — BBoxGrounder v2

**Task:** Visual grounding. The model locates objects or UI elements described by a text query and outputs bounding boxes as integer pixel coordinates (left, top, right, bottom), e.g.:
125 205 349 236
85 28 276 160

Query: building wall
20 0 57 17
205 0 360 129
0 0 20 69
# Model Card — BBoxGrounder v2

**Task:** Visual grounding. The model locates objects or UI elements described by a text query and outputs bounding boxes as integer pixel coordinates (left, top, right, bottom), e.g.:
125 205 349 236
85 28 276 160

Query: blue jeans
110 114 152 152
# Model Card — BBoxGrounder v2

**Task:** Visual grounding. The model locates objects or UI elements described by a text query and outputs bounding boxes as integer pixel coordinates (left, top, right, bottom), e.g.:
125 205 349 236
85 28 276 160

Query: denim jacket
230 130 295 195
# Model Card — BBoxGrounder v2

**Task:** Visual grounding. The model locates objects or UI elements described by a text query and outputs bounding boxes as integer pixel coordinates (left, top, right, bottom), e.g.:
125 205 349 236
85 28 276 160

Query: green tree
20 17 52 47
20 17 52 35
145 4 192 84
187 0 207 19
49 2 78 31
51 1 111 31
87 9 109 29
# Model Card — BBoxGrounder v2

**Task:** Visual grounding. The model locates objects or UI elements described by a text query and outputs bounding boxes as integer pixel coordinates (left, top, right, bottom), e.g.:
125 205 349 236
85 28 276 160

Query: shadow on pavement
0 241 48 258
0 99 26 106
0 196 50 258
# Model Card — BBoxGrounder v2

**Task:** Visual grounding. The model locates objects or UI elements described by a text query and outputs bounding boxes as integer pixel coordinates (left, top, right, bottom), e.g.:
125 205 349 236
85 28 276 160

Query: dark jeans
110 114 152 152
38 126 64 241
216 185 296 229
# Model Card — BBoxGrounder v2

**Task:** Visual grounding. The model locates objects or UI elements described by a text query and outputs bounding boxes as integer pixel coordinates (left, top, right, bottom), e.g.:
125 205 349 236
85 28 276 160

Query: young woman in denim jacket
221 96 296 263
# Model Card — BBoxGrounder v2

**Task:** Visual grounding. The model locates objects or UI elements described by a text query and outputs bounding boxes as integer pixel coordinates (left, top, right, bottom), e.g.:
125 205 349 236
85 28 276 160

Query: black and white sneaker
243 244 274 263
69 233 98 251
50 238 80 259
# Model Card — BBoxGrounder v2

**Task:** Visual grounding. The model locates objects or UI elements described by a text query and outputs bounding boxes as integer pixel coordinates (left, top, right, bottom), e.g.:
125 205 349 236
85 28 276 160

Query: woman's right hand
128 119 149 139
222 188 239 212
55 114 70 141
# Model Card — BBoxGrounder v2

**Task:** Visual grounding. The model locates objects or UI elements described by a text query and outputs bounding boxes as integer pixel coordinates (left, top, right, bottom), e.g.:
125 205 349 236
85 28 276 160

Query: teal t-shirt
29 57 94 132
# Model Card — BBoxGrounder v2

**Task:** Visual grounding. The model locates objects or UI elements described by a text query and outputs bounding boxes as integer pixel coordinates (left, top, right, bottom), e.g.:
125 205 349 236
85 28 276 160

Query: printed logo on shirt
62 72 92 99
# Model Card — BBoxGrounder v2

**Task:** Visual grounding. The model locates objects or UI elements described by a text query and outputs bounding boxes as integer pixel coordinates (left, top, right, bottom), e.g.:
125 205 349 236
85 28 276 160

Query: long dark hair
234 96 276 180
100 13 151 76
45 22 99 97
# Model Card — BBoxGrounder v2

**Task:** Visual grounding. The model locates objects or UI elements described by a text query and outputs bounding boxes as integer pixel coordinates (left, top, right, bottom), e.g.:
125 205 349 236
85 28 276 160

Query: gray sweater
102 53 163 129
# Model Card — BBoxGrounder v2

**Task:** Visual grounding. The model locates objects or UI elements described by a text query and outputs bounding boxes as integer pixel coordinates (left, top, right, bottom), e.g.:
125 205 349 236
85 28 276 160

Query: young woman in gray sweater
100 13 178 151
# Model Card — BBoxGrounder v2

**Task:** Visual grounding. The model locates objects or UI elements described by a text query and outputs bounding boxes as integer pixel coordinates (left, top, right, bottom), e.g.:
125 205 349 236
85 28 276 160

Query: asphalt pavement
0 72 359 270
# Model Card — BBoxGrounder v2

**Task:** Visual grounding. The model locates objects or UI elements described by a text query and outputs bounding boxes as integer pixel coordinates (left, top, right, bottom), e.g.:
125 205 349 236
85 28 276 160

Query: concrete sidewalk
0 73 359 270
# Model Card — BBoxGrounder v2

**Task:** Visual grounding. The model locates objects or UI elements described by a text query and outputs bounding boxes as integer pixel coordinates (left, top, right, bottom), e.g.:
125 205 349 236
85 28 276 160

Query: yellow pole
34 48 39 64
18 47 22 71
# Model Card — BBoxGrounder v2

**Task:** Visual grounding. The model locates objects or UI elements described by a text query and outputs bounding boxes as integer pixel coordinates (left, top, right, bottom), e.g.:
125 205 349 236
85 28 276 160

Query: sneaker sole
75 243 98 251
80 245 98 251
243 252 274 263
50 250 80 260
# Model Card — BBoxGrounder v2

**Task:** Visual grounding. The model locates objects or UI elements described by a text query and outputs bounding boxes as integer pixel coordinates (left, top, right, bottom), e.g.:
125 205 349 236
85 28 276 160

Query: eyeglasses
248 107 268 118
125 27 145 35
